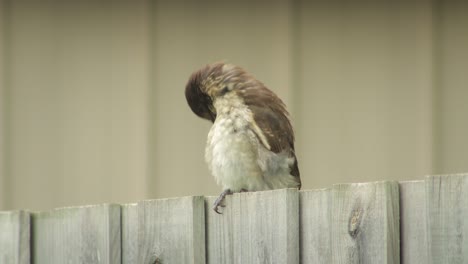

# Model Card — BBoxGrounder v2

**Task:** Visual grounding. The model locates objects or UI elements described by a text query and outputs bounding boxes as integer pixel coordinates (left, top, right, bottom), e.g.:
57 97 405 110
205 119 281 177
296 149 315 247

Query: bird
185 62 301 214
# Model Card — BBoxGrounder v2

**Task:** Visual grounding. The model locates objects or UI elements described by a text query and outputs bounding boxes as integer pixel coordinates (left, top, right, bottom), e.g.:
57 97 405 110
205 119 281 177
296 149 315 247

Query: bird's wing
249 105 293 153
240 84 301 184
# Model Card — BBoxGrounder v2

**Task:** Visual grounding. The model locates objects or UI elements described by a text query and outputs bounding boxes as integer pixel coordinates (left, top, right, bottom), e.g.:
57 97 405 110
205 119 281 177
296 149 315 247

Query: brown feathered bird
185 62 301 213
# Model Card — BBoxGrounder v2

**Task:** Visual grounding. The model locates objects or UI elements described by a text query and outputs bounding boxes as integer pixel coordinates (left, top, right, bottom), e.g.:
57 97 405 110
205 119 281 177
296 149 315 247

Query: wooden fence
1 173 467 264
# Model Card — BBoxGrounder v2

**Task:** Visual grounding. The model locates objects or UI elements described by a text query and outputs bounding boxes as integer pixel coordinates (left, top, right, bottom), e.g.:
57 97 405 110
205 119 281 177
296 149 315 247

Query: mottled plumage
185 62 301 213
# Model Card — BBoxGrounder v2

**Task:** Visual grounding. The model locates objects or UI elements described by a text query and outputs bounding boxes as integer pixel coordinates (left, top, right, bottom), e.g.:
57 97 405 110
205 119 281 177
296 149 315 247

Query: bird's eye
220 86 229 96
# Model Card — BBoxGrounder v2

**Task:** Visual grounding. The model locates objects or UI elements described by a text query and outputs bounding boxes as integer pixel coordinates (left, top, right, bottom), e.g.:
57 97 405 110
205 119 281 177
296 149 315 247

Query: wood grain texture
121 196 205 264
121 203 138 263
399 181 428 264
0 211 30 264
206 188 299 264
32 204 121 264
331 181 399 264
299 189 332 264
426 174 468 263
3 174 468 263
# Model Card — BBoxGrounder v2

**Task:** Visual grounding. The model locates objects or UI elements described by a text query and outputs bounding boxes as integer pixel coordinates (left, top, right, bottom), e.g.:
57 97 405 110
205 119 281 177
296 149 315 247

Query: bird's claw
213 189 232 214
213 205 222 214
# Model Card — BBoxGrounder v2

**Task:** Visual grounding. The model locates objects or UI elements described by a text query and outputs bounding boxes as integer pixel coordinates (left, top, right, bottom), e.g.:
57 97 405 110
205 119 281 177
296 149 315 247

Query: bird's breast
204 97 299 191
205 108 264 191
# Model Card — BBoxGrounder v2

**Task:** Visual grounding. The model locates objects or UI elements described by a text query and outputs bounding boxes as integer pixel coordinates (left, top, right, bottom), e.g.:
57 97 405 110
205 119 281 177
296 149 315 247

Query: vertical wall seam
431 0 442 174
290 0 303 185
290 0 301 127
146 0 158 198
1 0 12 209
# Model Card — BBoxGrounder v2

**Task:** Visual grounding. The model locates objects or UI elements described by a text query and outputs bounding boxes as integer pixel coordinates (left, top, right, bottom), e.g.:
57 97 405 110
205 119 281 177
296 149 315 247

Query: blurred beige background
0 0 467 211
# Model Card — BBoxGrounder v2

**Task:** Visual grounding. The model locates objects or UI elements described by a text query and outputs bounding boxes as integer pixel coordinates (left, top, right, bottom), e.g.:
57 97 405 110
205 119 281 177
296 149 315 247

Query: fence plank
206 188 299 264
426 174 468 264
3 174 468 263
31 204 121 264
121 203 138 263
121 196 205 264
299 189 332 264
399 180 428 264
0 211 30 264
331 181 399 264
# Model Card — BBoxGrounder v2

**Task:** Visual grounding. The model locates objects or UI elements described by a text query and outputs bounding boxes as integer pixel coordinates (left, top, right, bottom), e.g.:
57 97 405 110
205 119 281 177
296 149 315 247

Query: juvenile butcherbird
185 62 301 214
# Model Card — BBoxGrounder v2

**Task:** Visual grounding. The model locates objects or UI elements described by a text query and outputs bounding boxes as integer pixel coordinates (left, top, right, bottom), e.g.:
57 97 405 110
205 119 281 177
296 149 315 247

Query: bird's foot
213 189 232 214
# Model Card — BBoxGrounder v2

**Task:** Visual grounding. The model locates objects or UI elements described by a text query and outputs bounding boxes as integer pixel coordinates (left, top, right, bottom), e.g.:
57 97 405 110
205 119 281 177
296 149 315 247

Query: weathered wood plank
121 196 205 264
32 204 121 264
299 188 332 264
399 180 428 264
121 203 138 264
426 174 468 264
331 181 399 264
206 188 299 264
0 211 30 264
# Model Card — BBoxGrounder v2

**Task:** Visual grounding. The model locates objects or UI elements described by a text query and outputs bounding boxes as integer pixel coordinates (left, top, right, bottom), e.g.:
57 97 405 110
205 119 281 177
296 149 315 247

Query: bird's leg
213 189 232 214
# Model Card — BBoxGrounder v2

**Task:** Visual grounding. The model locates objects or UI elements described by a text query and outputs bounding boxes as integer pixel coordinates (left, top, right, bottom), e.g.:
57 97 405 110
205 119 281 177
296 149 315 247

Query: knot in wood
153 256 161 264
348 208 363 238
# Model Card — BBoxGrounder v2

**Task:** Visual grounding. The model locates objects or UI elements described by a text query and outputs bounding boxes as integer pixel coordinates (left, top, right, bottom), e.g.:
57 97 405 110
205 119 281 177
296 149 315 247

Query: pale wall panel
435 1 468 174
0 0 6 209
150 0 294 198
2 0 467 211
297 0 434 188
8 0 150 210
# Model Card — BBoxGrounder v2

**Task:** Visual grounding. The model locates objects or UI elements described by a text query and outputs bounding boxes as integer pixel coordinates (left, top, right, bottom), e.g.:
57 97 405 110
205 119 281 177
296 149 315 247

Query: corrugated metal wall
0 0 467 210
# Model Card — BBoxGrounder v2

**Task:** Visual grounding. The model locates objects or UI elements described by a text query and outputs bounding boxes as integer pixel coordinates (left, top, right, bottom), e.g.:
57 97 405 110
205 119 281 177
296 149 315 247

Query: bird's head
185 62 257 122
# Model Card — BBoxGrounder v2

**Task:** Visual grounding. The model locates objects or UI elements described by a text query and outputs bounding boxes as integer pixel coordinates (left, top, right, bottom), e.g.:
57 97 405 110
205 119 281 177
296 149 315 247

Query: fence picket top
331 181 400 264
205 188 299 264
299 188 332 264
0 210 30 264
31 203 121 264
32 203 119 215
121 196 205 264
426 173 468 263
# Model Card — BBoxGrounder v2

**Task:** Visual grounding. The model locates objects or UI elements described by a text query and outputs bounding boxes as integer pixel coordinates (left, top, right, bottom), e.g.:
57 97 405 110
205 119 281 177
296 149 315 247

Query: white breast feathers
204 96 298 192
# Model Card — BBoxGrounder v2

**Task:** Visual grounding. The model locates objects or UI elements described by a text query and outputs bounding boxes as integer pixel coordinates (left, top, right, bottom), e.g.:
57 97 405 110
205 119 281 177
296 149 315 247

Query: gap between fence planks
0 174 467 264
